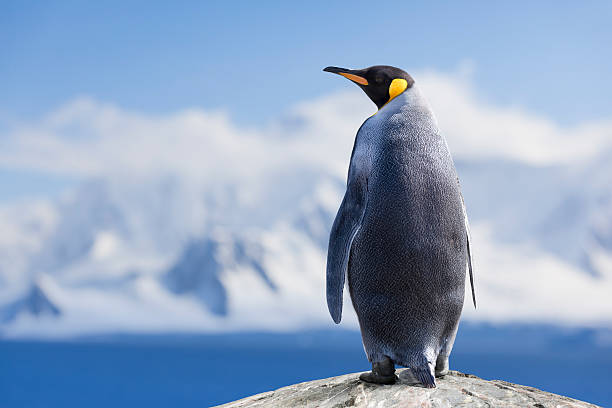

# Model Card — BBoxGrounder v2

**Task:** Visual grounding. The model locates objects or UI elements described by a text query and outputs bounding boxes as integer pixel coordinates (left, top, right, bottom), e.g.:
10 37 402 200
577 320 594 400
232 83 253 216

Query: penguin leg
435 322 460 377
435 354 449 378
359 356 397 385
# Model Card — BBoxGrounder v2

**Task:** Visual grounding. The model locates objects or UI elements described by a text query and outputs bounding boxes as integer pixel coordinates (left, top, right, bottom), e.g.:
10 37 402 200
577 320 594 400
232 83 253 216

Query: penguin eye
375 75 384 84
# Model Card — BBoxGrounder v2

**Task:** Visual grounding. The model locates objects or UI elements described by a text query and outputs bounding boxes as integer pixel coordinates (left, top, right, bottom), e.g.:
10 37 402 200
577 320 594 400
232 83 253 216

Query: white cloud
3 70 610 183
416 72 612 165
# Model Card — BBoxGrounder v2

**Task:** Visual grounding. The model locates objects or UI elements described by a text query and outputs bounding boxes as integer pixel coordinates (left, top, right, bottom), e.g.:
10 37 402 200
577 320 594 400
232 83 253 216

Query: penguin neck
385 85 432 114
375 85 439 130
369 85 447 154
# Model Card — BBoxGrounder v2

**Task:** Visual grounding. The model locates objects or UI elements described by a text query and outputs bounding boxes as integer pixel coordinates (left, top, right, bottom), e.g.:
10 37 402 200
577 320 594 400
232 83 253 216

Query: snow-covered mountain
1 74 611 337
0 174 345 337
1 151 611 338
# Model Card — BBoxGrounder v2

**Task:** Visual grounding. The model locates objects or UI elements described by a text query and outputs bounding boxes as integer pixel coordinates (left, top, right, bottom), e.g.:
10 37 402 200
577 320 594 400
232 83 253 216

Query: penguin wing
460 189 477 308
326 168 368 324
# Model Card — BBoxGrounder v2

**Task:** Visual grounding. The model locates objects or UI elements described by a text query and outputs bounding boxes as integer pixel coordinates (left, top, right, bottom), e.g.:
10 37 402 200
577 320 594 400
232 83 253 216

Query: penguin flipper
460 188 476 308
326 172 368 324
466 227 476 308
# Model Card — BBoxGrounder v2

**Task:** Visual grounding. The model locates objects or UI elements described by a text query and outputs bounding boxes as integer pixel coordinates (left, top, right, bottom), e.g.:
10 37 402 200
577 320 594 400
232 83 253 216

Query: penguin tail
411 366 436 388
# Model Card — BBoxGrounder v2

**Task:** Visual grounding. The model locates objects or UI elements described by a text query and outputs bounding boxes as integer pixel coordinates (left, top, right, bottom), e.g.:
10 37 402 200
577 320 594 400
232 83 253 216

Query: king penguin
323 65 476 388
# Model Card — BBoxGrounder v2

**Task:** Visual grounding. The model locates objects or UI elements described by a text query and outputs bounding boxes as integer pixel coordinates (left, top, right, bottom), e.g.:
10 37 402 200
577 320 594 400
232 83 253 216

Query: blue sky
1 1 611 201
2 1 611 124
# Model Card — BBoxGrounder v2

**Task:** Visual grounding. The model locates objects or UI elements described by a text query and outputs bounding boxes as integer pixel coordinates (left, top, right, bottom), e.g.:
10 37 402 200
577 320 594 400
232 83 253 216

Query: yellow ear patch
339 72 369 85
389 78 408 101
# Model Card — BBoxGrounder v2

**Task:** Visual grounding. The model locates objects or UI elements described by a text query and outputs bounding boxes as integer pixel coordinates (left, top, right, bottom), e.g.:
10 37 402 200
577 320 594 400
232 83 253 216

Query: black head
323 65 414 109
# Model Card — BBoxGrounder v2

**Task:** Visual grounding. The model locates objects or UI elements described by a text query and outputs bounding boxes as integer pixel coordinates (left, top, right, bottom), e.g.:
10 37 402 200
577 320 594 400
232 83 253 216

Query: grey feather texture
326 85 475 386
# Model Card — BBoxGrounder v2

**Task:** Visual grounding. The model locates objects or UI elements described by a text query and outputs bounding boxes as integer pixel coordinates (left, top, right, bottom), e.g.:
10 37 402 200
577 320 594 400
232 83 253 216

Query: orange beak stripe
339 72 368 86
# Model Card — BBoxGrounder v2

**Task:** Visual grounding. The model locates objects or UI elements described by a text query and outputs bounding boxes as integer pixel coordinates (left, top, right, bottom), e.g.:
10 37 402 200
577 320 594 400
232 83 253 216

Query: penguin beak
323 66 369 86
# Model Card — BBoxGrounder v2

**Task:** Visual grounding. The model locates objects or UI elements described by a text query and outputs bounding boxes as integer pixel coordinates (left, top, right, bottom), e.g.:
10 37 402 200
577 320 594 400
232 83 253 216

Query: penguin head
323 65 415 109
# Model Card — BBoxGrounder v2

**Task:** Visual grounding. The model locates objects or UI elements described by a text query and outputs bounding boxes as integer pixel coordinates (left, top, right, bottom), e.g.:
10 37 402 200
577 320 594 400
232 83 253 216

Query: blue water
1 325 610 407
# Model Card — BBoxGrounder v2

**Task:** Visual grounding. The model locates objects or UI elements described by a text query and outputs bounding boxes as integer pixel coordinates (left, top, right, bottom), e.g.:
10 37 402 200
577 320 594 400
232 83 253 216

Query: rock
216 370 599 408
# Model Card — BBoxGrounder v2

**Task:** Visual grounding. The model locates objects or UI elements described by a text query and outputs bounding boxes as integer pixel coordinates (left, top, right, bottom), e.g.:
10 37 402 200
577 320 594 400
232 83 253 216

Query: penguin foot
359 357 397 385
435 367 449 378
359 371 398 385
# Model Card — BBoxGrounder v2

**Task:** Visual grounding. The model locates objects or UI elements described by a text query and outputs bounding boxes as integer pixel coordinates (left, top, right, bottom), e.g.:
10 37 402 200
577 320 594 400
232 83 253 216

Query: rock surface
216 370 599 408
